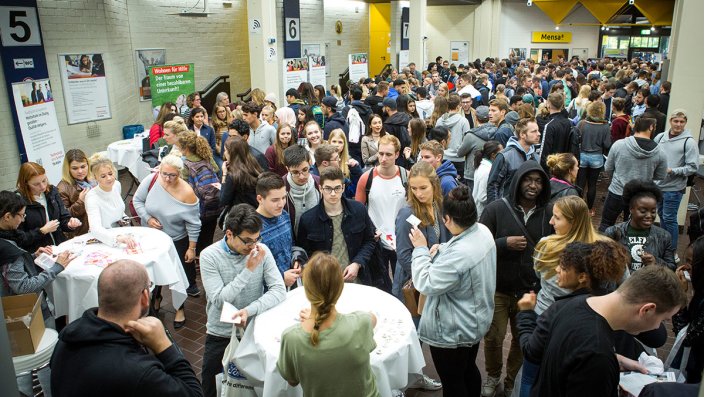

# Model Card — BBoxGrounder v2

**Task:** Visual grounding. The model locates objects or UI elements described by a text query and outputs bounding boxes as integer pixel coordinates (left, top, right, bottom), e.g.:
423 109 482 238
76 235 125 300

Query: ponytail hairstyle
303 252 344 346
474 140 502 169
178 132 213 162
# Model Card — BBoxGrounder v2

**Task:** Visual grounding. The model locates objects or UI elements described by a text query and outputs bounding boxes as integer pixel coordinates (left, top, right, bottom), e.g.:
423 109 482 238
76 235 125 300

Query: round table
12 329 58 376
107 137 151 181
234 283 426 397
51 227 189 322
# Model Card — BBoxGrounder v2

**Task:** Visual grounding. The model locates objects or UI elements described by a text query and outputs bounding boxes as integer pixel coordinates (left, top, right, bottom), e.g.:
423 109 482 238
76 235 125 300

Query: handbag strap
501 197 536 247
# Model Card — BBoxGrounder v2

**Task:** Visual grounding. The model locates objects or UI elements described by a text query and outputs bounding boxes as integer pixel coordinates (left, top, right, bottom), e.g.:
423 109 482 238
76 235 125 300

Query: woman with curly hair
277 252 379 396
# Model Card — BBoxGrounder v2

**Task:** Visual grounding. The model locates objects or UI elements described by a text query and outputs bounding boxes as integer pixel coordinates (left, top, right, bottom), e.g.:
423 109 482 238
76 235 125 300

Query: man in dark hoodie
382 97 411 166
50 259 202 397
598 117 668 232
537 92 573 170
321 96 348 140
479 160 553 397
457 105 496 190
487 118 541 203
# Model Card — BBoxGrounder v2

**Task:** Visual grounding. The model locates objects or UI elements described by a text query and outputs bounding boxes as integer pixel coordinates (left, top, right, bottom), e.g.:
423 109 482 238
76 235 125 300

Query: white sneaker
391 390 405 397
482 376 501 397
414 374 442 390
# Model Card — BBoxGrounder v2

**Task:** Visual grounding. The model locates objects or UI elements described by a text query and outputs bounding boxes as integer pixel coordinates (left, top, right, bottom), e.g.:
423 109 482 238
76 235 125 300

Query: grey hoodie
457 123 497 180
436 111 471 163
605 136 668 195
248 121 276 153
654 130 699 192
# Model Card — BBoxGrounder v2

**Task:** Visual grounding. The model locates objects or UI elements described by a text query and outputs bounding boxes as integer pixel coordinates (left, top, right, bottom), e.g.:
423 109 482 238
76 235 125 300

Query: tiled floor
119 169 700 396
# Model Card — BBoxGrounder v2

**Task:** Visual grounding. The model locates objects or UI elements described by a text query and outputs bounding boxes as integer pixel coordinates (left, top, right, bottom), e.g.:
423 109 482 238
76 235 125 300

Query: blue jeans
658 190 683 249
519 359 540 397
579 152 604 169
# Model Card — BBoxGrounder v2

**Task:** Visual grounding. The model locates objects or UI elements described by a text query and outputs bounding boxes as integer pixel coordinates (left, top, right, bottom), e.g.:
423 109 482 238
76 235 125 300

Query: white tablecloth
107 137 151 181
234 283 426 397
51 227 189 322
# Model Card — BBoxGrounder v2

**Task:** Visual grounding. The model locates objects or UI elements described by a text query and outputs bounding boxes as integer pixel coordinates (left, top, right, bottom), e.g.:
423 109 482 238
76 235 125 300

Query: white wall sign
348 53 368 82
11 79 65 183
249 18 261 34
450 41 469 66
58 53 112 124
13 58 34 69
0 6 42 47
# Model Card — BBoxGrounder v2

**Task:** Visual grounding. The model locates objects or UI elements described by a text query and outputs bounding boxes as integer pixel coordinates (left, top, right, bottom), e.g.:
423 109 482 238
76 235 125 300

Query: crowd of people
1 53 702 397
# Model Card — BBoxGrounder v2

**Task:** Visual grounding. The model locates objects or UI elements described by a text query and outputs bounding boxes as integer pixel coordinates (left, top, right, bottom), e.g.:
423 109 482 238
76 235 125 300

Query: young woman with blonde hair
211 104 233 159
277 252 379 396
327 129 363 198
545 153 580 203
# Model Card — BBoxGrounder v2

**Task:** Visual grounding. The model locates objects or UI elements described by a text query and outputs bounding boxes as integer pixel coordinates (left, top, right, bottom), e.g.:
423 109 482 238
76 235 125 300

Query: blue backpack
184 159 222 218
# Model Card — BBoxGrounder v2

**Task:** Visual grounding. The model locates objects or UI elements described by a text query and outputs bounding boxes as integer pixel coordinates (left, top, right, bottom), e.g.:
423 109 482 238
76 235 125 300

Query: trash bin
122 125 144 140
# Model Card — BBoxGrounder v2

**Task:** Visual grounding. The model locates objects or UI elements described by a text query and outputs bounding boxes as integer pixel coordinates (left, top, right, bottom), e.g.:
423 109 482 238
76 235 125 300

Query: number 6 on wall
285 18 300 41
0 6 42 46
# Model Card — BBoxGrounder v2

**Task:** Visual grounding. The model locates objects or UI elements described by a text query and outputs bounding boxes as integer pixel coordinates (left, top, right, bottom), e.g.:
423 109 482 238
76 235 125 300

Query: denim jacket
411 223 497 348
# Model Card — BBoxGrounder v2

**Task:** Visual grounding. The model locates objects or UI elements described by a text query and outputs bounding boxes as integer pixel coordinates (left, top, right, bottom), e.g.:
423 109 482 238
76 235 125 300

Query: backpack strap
364 167 408 204
147 172 158 191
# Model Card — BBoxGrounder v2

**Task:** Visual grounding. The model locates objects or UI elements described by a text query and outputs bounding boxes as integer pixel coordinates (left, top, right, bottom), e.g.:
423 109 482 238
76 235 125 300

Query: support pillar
668 0 704 231
472 0 501 61
247 0 282 97
409 0 427 69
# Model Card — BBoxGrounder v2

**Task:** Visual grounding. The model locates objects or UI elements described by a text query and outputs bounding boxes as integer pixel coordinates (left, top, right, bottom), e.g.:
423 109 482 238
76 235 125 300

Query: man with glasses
51 259 202 397
355 135 408 278
310 144 340 176
200 204 286 397
297 167 376 284
282 145 321 236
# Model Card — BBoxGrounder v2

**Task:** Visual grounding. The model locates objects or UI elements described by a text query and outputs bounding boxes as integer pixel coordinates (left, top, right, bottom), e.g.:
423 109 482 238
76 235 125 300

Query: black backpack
567 121 584 158
363 167 409 204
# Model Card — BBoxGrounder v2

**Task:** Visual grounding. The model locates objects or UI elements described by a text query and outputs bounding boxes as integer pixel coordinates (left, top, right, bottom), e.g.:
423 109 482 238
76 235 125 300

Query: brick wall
0 0 249 190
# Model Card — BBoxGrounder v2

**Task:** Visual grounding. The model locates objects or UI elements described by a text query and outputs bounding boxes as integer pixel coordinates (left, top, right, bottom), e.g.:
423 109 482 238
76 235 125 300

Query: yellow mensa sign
532 31 572 43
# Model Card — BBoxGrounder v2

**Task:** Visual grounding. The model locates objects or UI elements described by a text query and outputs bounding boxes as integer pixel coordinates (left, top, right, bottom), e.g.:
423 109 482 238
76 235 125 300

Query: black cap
382 97 397 109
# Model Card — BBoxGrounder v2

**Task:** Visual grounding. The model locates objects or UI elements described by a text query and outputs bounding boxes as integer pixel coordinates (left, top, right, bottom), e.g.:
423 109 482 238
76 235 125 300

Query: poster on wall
308 55 326 88
11 79 65 183
58 53 111 124
509 48 527 60
283 58 309 93
135 49 166 101
449 41 469 66
529 49 540 62
398 50 409 70
348 53 368 82
148 63 195 113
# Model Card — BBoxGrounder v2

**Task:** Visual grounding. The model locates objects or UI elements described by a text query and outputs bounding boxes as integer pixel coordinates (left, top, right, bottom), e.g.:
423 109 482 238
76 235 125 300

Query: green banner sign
149 63 195 109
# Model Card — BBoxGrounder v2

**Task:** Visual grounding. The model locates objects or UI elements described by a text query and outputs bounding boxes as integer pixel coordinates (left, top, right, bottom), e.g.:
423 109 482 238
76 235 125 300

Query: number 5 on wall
0 6 42 47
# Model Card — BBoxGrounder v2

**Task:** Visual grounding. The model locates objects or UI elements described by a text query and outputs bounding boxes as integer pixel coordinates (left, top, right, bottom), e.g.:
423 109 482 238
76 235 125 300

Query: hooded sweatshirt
456 123 496 181
486 136 538 203
50 308 202 397
248 121 276 153
323 111 349 140
436 160 459 195
654 130 699 192
415 99 434 120
384 111 412 166
605 136 668 195
436 111 471 163
480 160 553 295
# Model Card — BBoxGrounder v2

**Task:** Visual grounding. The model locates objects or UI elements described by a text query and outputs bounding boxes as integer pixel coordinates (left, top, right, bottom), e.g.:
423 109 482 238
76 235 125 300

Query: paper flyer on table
220 301 242 324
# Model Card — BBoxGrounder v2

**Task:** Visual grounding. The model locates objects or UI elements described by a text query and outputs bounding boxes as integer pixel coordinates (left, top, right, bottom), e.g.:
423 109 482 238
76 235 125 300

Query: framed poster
58 53 111 124
450 41 469 66
509 48 527 60
135 48 166 101
283 58 309 92
348 53 368 82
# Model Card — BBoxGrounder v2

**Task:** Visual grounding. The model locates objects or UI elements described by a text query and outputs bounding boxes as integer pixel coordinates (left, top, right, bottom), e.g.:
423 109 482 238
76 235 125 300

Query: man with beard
50 260 203 397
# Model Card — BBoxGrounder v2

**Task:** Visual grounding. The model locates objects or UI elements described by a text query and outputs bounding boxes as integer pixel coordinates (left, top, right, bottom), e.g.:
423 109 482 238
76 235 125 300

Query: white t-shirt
357 168 406 251
85 181 125 246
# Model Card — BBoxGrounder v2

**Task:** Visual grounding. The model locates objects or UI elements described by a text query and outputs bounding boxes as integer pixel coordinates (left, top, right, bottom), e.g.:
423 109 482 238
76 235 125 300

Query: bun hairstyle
303 252 344 347
546 153 577 182
442 185 477 228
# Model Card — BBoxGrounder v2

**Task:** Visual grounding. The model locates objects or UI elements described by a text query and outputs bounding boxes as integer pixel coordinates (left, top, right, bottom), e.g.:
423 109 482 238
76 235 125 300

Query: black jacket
323 112 349 140
50 308 202 397
642 107 667 138
538 110 573 168
296 198 376 282
549 178 581 204
383 111 412 166
18 186 73 252
603 221 676 270
480 161 553 295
